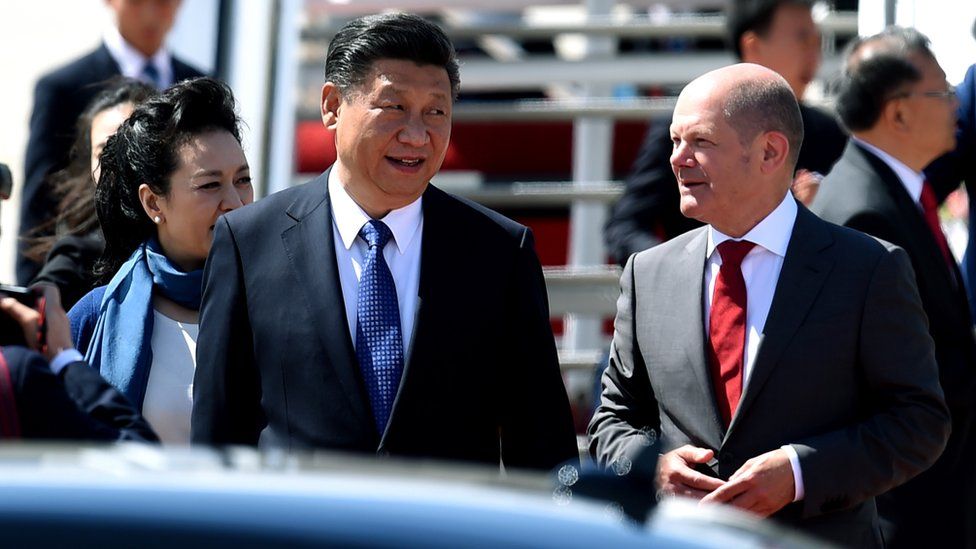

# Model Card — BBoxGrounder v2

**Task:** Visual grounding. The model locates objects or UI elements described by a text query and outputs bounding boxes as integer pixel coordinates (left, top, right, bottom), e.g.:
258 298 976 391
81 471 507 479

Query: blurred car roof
0 444 829 549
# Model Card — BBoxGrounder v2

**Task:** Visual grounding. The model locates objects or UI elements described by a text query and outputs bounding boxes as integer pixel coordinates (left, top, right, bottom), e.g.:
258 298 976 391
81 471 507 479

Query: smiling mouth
387 156 424 167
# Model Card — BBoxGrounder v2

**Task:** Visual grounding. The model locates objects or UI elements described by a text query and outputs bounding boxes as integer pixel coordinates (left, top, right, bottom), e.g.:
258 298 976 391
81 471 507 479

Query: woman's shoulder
68 285 107 352
68 286 107 320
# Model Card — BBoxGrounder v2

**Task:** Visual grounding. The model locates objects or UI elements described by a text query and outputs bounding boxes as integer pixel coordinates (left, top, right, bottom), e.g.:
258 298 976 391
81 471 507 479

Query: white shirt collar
103 25 172 85
852 137 925 204
328 169 423 255
707 192 798 260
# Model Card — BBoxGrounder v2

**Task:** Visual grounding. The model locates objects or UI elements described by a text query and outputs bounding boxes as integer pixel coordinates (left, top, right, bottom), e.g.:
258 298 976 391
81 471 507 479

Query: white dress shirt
852 138 925 205
329 170 422 358
704 192 806 501
103 25 174 88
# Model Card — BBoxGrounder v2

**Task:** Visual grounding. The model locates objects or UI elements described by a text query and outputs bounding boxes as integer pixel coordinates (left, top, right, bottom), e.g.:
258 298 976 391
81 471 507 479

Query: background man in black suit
812 27 976 549
18 0 203 284
192 13 578 471
604 0 847 264
0 285 156 442
590 63 948 548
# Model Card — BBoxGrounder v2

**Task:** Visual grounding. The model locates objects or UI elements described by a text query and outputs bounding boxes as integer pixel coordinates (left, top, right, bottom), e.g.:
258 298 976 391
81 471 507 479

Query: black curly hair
94 76 242 281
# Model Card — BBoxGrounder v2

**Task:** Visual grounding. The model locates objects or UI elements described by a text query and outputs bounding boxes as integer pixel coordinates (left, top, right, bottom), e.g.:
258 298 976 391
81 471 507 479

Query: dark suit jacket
604 104 847 264
18 43 203 284
32 230 104 310
192 170 578 471
813 141 976 549
589 205 949 548
2 346 157 442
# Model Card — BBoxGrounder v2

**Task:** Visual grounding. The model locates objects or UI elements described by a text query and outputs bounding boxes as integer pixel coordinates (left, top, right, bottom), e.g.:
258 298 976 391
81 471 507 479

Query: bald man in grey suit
589 64 949 548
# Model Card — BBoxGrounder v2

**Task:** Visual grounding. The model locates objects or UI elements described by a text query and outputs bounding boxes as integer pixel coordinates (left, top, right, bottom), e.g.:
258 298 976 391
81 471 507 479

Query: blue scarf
84 238 203 409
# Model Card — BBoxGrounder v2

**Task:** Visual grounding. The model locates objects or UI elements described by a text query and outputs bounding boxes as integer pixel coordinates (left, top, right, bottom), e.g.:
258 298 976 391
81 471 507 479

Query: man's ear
739 31 761 63
321 82 342 130
759 131 790 174
138 183 163 223
881 97 912 133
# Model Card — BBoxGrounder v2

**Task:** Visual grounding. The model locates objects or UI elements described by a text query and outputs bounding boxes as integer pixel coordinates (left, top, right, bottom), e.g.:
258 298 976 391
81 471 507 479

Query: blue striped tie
141 62 161 89
355 219 404 434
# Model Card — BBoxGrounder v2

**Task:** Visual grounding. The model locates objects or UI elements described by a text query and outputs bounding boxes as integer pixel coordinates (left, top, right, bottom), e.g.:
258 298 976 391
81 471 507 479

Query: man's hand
699 448 795 517
791 169 822 206
656 445 725 500
0 284 72 362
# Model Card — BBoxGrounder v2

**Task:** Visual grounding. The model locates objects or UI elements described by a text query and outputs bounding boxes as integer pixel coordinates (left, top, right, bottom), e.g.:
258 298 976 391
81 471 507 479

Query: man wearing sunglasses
812 27 976 549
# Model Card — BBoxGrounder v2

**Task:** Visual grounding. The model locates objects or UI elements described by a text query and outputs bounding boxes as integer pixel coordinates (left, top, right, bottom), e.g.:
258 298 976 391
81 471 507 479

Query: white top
103 24 174 88
328 169 423 357
704 192 805 501
144 311 198 445
853 137 925 205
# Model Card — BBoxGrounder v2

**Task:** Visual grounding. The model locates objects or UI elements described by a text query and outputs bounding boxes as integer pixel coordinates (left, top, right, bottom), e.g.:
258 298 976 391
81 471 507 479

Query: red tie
708 240 755 427
920 181 954 271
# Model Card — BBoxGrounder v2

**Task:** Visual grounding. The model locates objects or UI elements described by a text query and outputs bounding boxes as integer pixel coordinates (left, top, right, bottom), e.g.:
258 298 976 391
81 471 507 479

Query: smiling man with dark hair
192 13 578 471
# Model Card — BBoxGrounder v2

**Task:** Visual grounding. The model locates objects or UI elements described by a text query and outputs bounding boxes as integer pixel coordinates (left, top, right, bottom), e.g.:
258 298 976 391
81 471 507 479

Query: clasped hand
655 445 795 517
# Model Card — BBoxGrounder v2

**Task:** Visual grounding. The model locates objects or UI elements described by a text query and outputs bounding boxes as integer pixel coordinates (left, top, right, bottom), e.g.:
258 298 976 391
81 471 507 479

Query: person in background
18 0 203 284
926 18 976 321
812 27 976 549
69 77 252 446
192 13 578 470
589 63 948 548
25 79 157 309
604 0 846 265
0 284 157 442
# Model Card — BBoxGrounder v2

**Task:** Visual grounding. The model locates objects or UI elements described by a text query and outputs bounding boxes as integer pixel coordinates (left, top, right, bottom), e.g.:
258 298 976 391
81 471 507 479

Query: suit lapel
725 207 834 442
852 143 959 290
378 185 446 450
670 229 725 447
280 170 372 432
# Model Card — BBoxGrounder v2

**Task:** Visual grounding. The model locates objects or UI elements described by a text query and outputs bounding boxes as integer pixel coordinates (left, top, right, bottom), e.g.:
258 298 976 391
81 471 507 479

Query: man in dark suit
812 27 976 549
191 13 578 471
0 285 156 442
18 0 203 284
589 63 949 548
604 0 846 264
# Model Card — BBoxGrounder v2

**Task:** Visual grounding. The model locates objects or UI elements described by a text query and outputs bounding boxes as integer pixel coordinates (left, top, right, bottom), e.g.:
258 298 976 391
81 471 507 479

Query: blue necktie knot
141 62 161 88
359 219 393 250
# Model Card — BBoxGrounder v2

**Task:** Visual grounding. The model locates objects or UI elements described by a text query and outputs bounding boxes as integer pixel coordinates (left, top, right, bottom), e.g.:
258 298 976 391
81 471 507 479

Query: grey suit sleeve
192 216 264 445
792 246 950 517
588 254 661 467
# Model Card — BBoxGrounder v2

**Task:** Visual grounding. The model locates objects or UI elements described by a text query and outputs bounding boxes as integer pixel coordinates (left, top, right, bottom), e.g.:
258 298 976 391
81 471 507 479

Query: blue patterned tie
355 220 404 434
141 62 161 89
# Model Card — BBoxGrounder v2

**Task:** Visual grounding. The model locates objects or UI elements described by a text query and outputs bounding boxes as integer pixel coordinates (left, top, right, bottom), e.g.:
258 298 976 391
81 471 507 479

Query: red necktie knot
717 239 756 269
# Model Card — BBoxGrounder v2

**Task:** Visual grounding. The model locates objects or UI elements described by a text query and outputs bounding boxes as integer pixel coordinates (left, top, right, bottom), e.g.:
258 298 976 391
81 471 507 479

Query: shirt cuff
50 348 84 375
781 444 805 502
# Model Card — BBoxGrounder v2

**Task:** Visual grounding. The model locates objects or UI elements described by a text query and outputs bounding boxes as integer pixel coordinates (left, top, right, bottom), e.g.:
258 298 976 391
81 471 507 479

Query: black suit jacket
590 205 949 548
813 141 976 548
31 231 104 310
192 171 578 470
18 43 203 284
605 104 847 264
2 346 157 442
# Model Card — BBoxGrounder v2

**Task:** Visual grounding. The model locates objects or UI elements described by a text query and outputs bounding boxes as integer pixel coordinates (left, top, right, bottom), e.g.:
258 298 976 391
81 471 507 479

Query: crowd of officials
3 0 976 548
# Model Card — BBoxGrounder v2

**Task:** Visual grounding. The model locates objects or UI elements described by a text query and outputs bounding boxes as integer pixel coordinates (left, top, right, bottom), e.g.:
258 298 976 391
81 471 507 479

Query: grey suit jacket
589 205 949 548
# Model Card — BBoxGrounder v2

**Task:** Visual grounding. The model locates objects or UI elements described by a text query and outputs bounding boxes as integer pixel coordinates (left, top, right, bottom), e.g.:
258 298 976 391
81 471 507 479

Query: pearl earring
153 216 161 224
